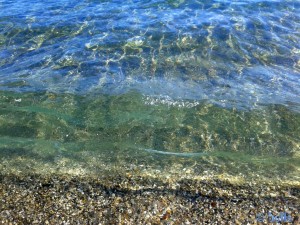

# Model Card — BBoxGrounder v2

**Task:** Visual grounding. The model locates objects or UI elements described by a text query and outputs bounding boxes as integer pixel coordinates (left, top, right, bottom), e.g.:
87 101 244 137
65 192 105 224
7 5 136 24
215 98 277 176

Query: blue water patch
1 0 299 111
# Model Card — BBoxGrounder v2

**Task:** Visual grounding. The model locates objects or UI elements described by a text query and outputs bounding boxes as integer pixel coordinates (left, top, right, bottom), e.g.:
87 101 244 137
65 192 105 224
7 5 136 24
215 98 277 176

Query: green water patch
0 90 299 183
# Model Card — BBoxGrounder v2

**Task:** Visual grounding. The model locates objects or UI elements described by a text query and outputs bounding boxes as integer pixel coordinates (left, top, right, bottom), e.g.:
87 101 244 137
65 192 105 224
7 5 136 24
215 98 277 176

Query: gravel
0 172 299 224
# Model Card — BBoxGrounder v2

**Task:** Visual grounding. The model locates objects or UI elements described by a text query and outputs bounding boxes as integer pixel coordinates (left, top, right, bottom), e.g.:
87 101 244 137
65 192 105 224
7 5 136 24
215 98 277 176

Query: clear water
0 0 299 183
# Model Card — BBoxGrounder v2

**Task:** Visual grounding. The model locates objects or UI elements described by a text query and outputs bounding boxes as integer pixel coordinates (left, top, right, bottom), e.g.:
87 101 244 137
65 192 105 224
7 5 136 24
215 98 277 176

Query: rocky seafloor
0 171 299 225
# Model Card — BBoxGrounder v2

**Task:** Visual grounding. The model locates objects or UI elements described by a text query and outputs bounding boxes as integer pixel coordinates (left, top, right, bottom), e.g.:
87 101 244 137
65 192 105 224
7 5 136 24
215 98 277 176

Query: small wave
142 148 208 157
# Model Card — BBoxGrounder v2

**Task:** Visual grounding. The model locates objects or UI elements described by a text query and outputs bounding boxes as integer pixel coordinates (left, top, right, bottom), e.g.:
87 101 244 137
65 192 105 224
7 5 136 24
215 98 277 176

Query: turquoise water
0 0 299 183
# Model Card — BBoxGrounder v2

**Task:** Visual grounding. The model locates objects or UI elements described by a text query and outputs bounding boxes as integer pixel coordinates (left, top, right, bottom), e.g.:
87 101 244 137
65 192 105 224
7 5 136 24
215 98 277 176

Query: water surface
0 0 299 183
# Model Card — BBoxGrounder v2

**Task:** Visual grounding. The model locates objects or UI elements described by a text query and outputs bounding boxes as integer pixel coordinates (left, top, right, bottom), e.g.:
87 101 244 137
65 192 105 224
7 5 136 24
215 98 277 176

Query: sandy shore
0 172 299 224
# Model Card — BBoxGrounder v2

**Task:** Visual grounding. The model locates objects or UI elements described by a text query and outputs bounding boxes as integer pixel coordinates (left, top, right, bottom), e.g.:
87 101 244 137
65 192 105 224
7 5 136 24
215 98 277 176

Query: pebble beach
1 171 299 224
1 0 300 223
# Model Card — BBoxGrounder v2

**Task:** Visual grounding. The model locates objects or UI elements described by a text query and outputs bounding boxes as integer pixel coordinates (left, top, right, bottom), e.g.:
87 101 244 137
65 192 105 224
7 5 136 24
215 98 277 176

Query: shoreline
1 172 299 224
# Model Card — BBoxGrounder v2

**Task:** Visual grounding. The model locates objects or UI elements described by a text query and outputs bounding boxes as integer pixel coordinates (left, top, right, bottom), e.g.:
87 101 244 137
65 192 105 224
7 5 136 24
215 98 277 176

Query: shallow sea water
0 0 299 184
